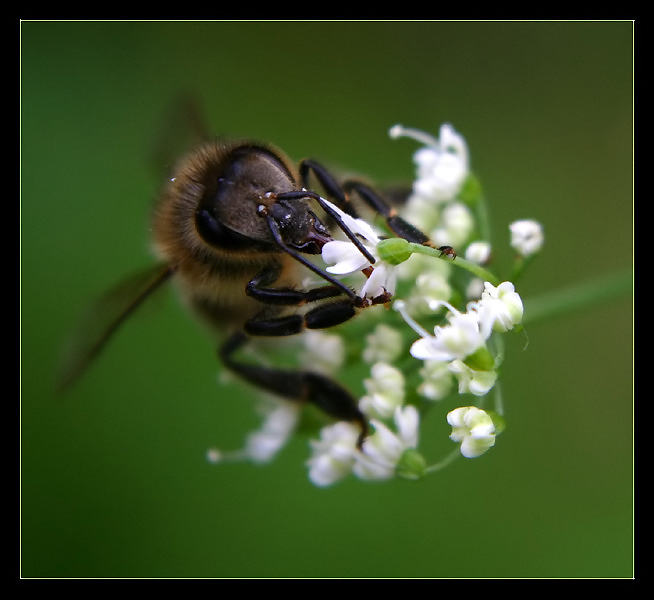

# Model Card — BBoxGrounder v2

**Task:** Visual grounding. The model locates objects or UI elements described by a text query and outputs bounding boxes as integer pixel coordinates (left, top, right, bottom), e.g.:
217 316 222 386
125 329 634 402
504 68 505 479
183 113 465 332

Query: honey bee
60 139 436 448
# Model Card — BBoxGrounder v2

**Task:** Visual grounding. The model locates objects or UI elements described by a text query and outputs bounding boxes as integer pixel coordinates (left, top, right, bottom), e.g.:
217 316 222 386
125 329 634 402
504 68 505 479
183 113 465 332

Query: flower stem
425 448 461 474
407 242 501 286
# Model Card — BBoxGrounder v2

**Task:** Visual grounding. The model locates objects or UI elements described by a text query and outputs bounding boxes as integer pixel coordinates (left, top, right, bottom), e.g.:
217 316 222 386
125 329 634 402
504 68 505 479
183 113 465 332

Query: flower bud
377 237 412 265
447 406 497 458
396 448 428 480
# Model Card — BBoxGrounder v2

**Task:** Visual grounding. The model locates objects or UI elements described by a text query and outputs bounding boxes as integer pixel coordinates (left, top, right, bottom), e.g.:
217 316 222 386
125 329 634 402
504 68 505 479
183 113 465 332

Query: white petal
447 407 469 428
322 240 369 274
320 198 382 245
394 405 419 448
350 217 381 245
410 336 452 362
360 264 396 298
460 434 495 458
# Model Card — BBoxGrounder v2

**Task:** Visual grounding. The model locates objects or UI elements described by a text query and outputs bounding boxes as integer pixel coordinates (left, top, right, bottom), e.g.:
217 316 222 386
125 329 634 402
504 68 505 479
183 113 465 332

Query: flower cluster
397 280 523 398
305 280 521 487
208 122 543 486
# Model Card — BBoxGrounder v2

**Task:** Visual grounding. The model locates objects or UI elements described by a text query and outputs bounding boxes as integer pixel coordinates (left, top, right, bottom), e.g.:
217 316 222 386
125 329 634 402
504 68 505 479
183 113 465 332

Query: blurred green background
21 21 633 578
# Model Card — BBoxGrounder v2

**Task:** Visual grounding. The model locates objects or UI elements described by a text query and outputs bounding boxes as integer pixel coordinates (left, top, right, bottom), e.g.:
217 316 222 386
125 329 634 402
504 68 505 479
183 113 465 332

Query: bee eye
195 207 257 250
195 207 223 243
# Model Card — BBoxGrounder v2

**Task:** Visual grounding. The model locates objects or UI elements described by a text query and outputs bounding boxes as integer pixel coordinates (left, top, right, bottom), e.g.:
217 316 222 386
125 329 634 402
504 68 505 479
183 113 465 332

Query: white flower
359 362 405 419
413 146 467 202
417 359 454 401
245 400 301 463
399 193 441 234
430 201 474 248
403 270 453 317
353 405 420 481
473 281 524 333
391 123 469 204
301 330 345 375
396 253 453 317
322 239 370 275
509 219 544 256
320 199 397 299
410 309 488 363
447 406 496 458
208 399 300 465
362 323 404 365
465 278 485 301
465 241 491 265
448 359 497 396
306 421 361 487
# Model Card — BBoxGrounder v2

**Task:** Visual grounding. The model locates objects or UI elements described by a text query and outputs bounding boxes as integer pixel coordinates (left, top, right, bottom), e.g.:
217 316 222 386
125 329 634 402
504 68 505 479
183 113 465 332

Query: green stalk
407 242 501 286
522 268 633 325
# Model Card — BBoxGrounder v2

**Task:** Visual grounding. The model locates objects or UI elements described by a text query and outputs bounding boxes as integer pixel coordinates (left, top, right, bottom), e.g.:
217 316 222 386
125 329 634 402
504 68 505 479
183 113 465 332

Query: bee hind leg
219 331 368 448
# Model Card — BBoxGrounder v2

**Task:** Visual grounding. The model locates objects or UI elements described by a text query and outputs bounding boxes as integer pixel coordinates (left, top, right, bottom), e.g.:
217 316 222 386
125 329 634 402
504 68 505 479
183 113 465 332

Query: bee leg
245 262 347 307
299 159 359 217
343 180 433 246
244 299 357 337
244 263 358 336
299 158 436 248
220 331 368 448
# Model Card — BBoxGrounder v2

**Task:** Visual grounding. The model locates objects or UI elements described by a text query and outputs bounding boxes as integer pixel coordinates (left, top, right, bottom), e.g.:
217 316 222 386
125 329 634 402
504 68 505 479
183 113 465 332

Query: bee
60 139 437 448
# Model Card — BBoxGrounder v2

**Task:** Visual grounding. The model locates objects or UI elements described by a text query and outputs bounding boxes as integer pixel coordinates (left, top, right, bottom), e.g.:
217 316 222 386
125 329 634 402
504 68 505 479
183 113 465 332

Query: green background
21 21 633 578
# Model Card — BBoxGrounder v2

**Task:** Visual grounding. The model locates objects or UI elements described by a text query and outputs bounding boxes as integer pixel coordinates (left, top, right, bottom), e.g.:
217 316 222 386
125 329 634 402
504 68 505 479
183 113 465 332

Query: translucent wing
57 263 175 391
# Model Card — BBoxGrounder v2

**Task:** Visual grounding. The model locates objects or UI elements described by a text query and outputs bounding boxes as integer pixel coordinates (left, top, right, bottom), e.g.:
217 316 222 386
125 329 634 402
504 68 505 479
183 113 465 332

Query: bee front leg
299 159 359 217
343 180 433 246
299 158 439 248
219 331 367 448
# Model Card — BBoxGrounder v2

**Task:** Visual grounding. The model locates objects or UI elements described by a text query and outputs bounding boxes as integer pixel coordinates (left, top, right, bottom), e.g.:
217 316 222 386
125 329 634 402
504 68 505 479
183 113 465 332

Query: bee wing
149 94 210 176
57 263 175 391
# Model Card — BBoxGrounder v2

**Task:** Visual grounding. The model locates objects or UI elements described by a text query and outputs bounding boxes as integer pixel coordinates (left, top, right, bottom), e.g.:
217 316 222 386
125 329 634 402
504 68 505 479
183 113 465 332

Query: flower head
409 306 488 363
301 330 346 375
430 201 475 248
390 123 469 205
362 323 404 365
447 406 497 458
417 359 454 401
359 362 405 419
509 219 544 256
306 421 361 487
208 399 300 466
465 241 491 265
353 405 420 481
395 287 502 399
473 281 524 333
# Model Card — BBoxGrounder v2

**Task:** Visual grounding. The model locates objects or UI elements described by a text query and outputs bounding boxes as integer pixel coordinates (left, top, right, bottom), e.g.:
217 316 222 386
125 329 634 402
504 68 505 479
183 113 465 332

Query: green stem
407 242 501 286
522 268 633 325
425 448 461 474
